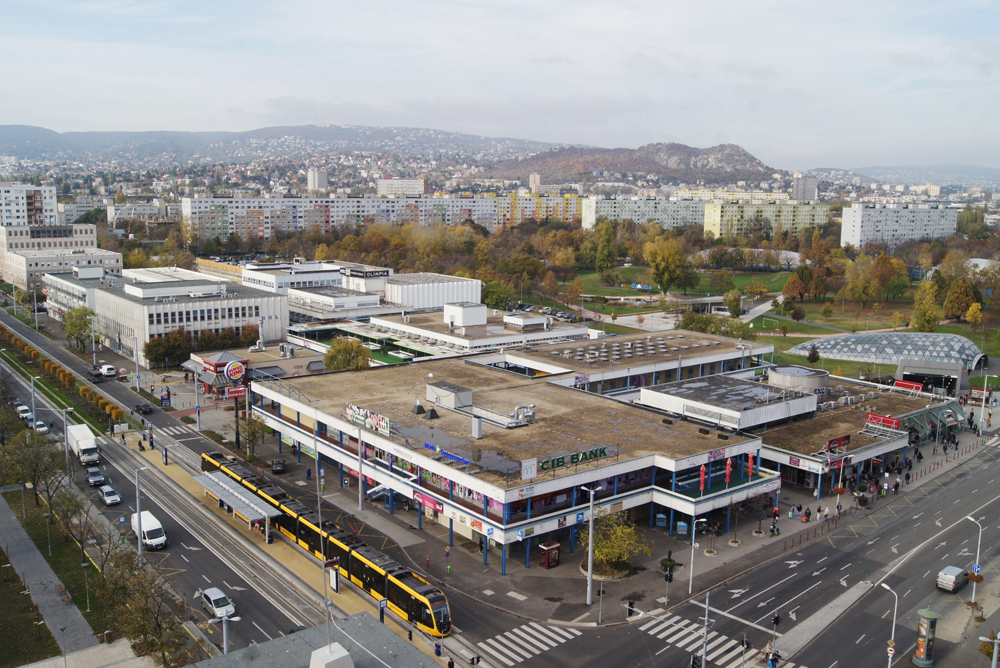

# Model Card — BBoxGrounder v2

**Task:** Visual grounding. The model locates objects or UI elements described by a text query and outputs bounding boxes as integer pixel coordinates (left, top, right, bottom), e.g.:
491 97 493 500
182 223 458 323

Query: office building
0 223 116 291
841 203 958 248
792 174 819 201
44 266 287 367
307 169 328 192
581 196 706 230
0 183 58 227
703 201 830 239
241 259 352 295
376 179 426 196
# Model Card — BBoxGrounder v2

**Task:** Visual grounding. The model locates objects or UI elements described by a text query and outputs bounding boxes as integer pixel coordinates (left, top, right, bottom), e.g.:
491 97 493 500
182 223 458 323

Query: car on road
270 459 286 474
86 467 105 486
134 404 154 415
32 420 48 434
16 405 31 420
21 412 35 424
90 371 103 383
97 485 121 505
201 587 236 619
100 364 117 377
937 566 969 592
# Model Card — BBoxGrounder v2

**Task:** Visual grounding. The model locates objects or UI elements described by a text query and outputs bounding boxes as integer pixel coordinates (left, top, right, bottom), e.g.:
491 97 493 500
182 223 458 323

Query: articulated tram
201 451 451 636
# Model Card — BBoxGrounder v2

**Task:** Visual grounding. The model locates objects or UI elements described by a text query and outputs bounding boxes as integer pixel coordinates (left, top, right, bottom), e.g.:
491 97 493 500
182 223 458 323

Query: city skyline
2 0 997 171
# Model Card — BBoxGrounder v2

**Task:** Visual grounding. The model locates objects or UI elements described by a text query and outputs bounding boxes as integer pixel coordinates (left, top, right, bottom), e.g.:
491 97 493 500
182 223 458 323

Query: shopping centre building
250 329 781 573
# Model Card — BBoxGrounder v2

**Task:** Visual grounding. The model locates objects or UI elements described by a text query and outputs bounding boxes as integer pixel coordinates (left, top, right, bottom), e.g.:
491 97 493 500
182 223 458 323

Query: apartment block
376 179 426 196
0 183 58 226
841 203 958 249
703 201 830 239
581 196 706 230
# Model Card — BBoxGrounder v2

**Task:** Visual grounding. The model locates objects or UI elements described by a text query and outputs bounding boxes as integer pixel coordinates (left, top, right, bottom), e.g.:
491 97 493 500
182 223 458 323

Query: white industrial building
384 273 480 309
241 260 351 295
581 196 706 230
0 223 116 291
43 266 287 367
841 203 958 249
376 179 426 196
0 183 58 226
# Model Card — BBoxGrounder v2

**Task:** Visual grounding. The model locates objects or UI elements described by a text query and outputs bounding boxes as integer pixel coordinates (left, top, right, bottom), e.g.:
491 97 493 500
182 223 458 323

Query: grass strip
0 542 60 668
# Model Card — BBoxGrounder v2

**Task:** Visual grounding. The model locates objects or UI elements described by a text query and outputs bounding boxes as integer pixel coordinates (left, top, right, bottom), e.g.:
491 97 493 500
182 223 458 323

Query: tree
595 222 616 274
144 327 193 366
709 270 736 294
482 281 513 310
65 306 96 351
723 289 742 318
577 509 653 571
124 248 149 269
943 277 979 319
0 405 24 448
808 276 827 301
100 551 188 666
912 281 942 332
782 274 807 303
743 278 768 300
600 269 622 287
807 344 820 366
236 412 269 459
821 302 834 320
780 324 789 337
678 311 757 340
645 238 692 293
790 306 806 322
892 312 907 330
0 430 61 505
323 338 371 372
566 278 583 307
967 302 984 331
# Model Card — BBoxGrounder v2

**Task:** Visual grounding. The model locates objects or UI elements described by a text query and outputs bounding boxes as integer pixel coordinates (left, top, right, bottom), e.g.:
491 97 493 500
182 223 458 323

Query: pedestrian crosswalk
156 425 197 437
470 623 581 666
640 609 807 668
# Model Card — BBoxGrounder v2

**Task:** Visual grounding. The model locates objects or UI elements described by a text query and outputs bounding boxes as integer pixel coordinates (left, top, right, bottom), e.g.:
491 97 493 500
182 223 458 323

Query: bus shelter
192 472 281 542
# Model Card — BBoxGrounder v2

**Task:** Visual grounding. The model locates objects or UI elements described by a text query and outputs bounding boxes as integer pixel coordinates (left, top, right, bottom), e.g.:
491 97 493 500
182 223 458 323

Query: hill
849 163 1000 187
0 124 559 164
483 142 773 183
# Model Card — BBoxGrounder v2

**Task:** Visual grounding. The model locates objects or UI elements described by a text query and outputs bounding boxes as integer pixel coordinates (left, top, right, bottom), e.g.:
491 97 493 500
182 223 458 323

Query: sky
2 0 999 170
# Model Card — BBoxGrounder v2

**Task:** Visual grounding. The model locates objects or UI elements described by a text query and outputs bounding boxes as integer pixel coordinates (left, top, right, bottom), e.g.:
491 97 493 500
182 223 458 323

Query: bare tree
236 412 269 460
0 430 63 505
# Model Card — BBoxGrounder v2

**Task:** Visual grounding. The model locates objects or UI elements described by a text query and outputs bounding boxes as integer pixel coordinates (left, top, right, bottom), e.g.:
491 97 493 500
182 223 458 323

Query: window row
148 305 260 326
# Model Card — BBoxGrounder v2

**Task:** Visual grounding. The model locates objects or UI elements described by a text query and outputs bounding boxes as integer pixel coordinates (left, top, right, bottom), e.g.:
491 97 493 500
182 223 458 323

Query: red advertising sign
894 380 923 392
413 490 444 513
866 413 901 430
830 456 853 470
348 468 376 486
827 435 851 451
225 386 247 398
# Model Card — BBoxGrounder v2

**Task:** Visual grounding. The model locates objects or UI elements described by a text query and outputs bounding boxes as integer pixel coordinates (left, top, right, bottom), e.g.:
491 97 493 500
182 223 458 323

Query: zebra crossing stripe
480 638 519 665
496 634 535 661
717 644 746 666
528 622 572 643
707 638 737 660
476 623 580 666
706 635 731 654
507 627 552 652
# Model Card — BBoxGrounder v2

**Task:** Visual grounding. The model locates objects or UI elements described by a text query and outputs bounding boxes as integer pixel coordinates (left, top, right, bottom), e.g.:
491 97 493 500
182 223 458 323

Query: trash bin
539 541 560 569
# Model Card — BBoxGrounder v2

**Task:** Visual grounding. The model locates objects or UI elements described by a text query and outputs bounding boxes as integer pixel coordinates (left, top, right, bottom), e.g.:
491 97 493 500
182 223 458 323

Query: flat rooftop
270 358 758 486
757 380 938 457
646 374 800 411
291 286 373 298
15 248 120 257
374 311 586 341
47 272 277 305
387 272 476 285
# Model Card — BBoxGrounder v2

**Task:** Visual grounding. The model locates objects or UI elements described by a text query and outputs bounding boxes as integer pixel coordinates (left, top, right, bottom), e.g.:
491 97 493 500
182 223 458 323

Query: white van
937 566 969 592
100 364 117 378
131 511 167 550
16 405 32 420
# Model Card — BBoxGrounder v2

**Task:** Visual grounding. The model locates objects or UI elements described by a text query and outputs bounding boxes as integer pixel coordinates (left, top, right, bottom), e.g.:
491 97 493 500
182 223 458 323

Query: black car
134 404 154 415
90 372 103 383
271 459 286 474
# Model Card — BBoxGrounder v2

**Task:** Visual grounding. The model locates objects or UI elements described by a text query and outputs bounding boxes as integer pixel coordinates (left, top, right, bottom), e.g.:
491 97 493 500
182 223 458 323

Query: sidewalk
0 490 99 655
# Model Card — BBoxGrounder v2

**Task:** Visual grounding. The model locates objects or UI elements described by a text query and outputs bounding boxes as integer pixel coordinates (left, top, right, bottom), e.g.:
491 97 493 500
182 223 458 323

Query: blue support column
339 460 344 488
707 461 712 489
775 463 781 508
699 363 703 377
525 496 531 569
502 544 507 575
740 453 745 479
418 503 423 530
649 468 657 528
670 471 677 536
726 503 731 532
691 513 695 545
816 473 822 500
449 481 454 547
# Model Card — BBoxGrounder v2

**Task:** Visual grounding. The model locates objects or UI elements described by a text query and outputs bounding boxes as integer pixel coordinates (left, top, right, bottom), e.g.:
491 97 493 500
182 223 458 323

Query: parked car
100 364 117 378
16 405 31 420
201 587 236 619
97 485 121 505
21 412 35 424
134 404 154 415
32 420 48 434
86 467 105 486
271 459 286 474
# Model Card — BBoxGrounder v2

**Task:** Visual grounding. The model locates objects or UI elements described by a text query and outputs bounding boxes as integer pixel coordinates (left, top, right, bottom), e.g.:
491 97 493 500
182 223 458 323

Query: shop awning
191 472 281 524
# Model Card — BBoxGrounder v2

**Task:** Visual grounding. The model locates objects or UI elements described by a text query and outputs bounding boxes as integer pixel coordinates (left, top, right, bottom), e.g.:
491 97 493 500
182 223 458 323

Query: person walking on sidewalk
306 467 312 480
823 507 830 521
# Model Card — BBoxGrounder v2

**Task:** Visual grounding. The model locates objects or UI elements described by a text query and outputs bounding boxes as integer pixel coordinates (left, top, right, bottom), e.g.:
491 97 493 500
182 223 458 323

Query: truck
67 424 100 466
131 511 167 550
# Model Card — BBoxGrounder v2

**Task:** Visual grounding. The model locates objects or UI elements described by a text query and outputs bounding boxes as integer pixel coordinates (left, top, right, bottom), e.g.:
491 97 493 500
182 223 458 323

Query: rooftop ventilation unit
425 407 439 420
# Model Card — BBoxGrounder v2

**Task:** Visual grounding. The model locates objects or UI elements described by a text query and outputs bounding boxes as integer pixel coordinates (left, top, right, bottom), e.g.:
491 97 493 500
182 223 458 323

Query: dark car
90 372 104 383
134 404 154 415
270 459 286 474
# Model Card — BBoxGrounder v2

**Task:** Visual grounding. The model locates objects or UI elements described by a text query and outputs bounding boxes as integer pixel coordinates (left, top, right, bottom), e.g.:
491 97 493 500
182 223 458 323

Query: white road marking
840 563 852 571
252 621 272 640
903 589 911 598
817 557 827 563
857 634 866 644
202 574 211 583
181 554 189 563
727 573 798 612
882 610 889 619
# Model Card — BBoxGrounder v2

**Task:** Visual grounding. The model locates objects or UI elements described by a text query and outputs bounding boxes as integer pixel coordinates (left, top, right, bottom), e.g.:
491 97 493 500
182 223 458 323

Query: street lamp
59 625 67 668
582 485 598 605
356 428 364 513
82 562 90 613
979 635 1000 668
968 516 984 605
208 615 241 654
126 333 140 393
135 466 149 562
689 518 708 595
43 512 52 557
30 375 41 430
87 315 97 369
980 373 997 435
881 583 898 668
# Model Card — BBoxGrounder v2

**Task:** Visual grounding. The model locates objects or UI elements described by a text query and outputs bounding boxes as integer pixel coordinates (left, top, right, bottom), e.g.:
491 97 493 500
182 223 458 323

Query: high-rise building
528 173 541 194
791 174 818 201
841 203 958 249
0 183 58 226
307 169 328 192
703 201 830 239
376 179 426 196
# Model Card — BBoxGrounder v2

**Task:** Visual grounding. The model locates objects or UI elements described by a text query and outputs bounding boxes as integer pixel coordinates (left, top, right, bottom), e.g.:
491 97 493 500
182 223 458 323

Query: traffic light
627 601 635 617
772 614 782 627
468 655 481 666
689 655 703 668
664 572 674 583
740 638 752 649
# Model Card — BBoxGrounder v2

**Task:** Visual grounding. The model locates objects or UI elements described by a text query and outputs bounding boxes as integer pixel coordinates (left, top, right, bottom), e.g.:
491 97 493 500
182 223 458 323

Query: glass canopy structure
787 332 985 369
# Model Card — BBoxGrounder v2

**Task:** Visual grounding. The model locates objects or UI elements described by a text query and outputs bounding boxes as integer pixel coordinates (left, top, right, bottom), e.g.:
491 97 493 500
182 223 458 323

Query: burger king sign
224 361 246 383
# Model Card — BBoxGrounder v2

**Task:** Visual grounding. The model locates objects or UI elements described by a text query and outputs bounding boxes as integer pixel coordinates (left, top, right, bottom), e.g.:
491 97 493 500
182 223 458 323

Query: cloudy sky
3 0 998 170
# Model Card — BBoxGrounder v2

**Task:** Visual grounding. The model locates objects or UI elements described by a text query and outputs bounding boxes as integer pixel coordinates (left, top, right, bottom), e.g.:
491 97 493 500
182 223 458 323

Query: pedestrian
836 502 843 517
823 507 830 521
796 503 803 516
306 467 312 480
905 472 911 484
814 487 820 500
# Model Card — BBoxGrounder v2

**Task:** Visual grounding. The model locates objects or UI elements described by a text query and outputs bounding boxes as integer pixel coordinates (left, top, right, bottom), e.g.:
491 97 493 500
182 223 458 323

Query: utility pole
700 593 711 668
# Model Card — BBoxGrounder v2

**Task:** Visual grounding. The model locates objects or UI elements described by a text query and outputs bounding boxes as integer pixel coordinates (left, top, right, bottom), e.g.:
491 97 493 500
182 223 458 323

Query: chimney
472 417 482 439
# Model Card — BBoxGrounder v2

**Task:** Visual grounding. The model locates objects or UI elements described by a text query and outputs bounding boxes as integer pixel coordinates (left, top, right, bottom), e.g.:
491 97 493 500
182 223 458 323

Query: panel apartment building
182 193 582 239
581 196 706 230
841 203 958 249
703 201 830 239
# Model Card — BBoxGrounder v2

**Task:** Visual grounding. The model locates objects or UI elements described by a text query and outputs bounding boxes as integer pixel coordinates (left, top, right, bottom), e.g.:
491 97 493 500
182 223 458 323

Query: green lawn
782 299 915 332
594 323 645 336
765 336 897 378
575 267 791 299
0 541 59 668
3 491 123 647
750 316 840 335
576 267 654 297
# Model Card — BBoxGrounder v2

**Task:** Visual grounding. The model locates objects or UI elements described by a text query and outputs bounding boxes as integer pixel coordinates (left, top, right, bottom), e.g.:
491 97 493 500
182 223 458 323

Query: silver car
86 467 105 487
97 485 120 505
